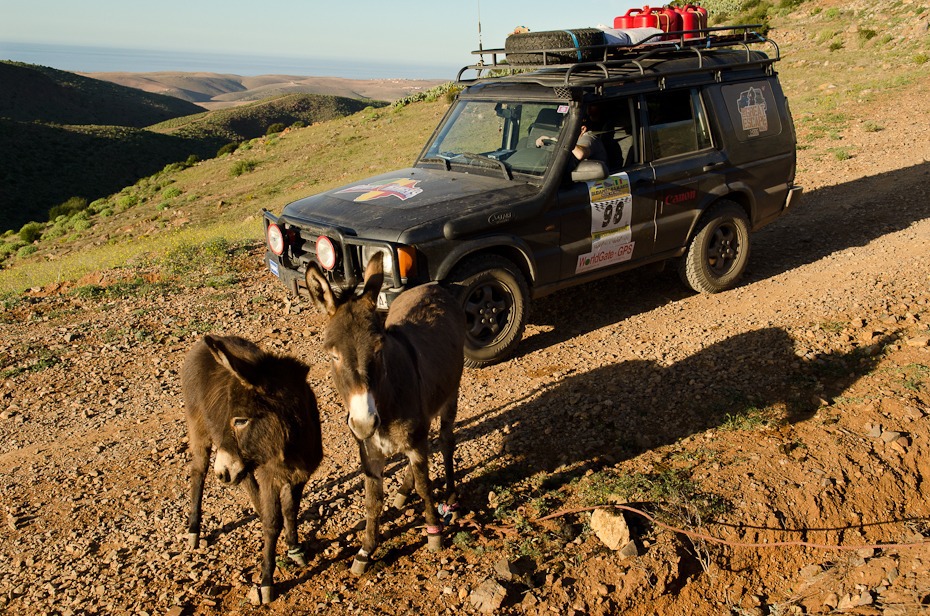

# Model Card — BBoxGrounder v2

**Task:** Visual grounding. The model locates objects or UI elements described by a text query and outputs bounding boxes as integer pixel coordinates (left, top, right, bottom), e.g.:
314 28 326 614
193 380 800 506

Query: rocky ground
2 46 930 616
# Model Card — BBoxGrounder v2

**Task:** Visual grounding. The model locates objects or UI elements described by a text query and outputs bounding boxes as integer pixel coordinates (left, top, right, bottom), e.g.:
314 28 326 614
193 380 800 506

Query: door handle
703 162 725 172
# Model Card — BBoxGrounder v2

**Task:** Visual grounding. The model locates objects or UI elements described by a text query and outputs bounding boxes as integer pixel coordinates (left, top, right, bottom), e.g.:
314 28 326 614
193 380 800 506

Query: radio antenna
477 0 485 63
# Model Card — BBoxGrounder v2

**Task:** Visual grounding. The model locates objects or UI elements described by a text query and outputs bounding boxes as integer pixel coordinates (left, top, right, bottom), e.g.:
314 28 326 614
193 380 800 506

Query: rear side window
721 81 783 142
645 89 711 159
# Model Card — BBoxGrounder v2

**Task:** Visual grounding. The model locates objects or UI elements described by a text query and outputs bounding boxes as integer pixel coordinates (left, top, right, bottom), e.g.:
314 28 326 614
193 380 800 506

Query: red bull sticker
336 178 423 202
576 173 635 274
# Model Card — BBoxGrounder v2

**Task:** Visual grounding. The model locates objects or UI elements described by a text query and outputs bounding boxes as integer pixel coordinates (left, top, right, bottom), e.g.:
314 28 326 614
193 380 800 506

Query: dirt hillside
2 9 930 616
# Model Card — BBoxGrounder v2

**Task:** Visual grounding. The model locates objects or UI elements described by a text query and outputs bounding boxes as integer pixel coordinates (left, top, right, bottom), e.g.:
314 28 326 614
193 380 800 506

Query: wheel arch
435 238 536 288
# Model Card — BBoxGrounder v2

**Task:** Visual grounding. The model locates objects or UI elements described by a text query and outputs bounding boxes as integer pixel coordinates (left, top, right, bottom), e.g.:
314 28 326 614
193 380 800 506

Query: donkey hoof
288 546 307 567
350 555 370 576
426 528 442 552
393 492 409 509
186 532 200 550
248 584 276 605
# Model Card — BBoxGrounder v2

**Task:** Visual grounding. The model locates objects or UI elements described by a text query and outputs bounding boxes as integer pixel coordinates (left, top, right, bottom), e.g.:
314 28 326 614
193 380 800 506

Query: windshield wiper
419 156 451 171
457 152 513 180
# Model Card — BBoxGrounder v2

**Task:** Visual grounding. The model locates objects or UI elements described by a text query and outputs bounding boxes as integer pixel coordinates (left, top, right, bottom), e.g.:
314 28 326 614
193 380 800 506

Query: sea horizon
0 40 459 81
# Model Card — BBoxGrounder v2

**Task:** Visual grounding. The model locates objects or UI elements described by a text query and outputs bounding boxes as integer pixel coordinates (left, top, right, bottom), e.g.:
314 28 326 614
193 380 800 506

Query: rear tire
678 201 750 294
447 255 529 368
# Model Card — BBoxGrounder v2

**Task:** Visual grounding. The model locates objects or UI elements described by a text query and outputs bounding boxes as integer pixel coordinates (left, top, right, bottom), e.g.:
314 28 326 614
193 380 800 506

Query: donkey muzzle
346 391 380 440
213 449 247 485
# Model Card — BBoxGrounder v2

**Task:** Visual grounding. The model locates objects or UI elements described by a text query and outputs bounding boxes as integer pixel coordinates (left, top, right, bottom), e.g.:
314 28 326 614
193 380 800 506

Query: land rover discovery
263 25 801 367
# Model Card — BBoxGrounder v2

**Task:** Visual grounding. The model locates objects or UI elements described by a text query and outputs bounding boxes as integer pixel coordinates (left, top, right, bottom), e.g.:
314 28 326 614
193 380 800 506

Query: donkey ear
361 253 384 304
304 262 337 316
203 335 261 389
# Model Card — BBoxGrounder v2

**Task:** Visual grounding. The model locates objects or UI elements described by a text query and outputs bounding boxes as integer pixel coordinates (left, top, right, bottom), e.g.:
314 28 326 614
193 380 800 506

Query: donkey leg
407 445 443 552
394 463 415 509
281 481 308 567
254 481 284 604
353 445 386 576
439 395 459 505
187 441 211 549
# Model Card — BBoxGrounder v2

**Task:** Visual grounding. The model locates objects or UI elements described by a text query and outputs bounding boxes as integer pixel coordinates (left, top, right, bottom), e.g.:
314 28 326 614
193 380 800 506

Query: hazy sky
1 0 639 76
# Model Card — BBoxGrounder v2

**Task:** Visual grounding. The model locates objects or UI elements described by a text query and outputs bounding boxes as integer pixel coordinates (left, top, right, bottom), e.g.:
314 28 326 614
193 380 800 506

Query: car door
642 88 726 256
558 97 657 280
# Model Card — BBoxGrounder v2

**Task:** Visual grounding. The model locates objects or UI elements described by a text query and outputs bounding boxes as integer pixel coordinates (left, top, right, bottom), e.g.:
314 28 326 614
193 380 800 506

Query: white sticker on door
576 173 635 274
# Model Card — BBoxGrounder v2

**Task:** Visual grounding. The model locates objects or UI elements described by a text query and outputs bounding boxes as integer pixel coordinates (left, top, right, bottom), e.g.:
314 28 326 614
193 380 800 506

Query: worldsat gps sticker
576 173 635 274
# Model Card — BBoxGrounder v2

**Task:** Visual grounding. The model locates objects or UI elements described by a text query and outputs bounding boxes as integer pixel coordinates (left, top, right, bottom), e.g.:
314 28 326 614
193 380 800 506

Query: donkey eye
329 349 341 363
232 417 250 429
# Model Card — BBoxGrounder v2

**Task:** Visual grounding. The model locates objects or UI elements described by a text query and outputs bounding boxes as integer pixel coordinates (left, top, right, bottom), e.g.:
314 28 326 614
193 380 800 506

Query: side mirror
571 160 608 183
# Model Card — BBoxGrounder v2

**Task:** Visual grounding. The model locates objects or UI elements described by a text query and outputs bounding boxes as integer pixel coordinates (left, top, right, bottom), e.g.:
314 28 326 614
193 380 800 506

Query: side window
600 98 638 171
645 89 711 159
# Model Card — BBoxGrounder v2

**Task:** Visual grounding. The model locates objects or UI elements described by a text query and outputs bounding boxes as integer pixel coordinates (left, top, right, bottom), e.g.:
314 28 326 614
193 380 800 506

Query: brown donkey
305 254 465 575
182 335 323 604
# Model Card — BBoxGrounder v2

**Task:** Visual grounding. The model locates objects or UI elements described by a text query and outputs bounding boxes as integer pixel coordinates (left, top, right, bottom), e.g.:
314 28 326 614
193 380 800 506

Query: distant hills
81 71 445 110
0 61 407 232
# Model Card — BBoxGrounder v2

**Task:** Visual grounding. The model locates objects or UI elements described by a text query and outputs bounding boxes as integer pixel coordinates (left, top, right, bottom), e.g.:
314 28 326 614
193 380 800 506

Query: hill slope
148 92 385 143
81 71 446 109
0 61 393 233
0 61 204 127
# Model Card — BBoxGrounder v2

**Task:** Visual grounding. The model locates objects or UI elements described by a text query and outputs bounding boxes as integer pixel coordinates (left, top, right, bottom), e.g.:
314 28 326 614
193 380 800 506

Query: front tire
447 255 529 368
678 201 751 294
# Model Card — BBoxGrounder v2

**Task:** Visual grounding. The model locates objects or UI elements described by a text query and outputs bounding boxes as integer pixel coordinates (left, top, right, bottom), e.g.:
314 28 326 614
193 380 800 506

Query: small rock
590 507 631 551
165 607 185 616
619 540 639 559
905 336 929 348
493 558 516 582
470 579 507 614
881 430 902 443
799 564 823 580
822 592 839 609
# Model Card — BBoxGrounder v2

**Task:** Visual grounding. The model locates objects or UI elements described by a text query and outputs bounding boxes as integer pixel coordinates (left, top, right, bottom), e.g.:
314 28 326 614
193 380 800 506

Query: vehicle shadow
456 327 897 503
517 161 930 358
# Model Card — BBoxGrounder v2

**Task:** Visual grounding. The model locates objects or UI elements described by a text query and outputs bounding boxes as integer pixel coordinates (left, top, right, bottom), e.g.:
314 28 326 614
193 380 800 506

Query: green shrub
829 41 844 52
217 142 240 157
915 53 929 65
88 198 110 214
18 221 44 243
266 123 286 135
185 154 200 166
0 241 25 259
230 159 258 177
72 218 92 232
49 196 88 220
116 194 139 211
17 245 38 258
824 7 840 18
290 120 306 129
858 29 877 42
162 186 182 199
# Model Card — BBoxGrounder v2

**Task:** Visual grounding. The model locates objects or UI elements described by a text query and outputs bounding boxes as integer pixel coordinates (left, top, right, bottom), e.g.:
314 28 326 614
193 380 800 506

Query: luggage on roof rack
458 24 778 83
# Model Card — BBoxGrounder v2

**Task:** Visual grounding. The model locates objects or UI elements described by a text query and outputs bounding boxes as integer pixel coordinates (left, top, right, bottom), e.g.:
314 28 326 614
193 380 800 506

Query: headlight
316 236 337 270
361 246 416 279
267 223 285 256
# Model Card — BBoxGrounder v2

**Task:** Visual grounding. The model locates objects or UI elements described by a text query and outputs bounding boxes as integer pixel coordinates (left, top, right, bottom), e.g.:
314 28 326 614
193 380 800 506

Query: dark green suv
263 25 801 367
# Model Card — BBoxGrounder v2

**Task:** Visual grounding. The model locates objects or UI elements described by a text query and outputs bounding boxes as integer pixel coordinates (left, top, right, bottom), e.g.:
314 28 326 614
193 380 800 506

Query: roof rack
456 25 779 88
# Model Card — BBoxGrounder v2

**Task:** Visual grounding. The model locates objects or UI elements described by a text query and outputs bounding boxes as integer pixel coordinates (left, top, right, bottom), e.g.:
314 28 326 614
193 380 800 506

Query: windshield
420 100 569 178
